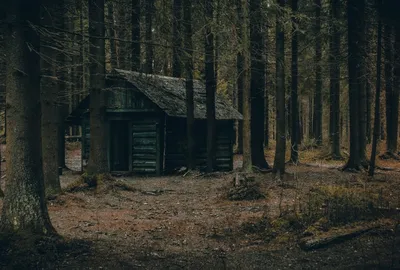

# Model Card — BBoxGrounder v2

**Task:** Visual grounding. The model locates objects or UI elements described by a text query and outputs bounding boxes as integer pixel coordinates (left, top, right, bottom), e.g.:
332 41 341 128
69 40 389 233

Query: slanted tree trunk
205 0 216 173
131 0 141 71
273 0 286 175
369 7 382 176
40 0 63 196
145 0 154 74
1 0 55 234
172 0 183 77
290 0 299 164
343 0 365 171
250 0 269 169
313 0 323 145
183 0 194 170
87 0 108 174
236 0 244 154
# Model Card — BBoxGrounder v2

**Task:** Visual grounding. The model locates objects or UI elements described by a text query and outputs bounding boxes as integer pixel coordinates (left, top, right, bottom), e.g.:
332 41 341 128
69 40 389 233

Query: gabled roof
112 69 242 120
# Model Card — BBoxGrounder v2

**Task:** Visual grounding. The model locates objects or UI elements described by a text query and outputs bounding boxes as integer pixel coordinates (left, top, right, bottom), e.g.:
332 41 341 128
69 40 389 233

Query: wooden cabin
67 69 242 175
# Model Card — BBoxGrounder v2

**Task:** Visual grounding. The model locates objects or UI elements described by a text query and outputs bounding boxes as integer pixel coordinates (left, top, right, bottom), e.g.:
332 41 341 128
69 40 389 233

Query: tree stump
228 173 265 201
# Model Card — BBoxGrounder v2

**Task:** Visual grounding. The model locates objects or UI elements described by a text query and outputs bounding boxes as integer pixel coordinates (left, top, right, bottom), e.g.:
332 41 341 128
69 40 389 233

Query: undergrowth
65 173 136 193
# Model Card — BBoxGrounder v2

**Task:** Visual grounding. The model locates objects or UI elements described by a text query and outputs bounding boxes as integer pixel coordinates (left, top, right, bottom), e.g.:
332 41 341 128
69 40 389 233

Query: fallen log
299 224 379 251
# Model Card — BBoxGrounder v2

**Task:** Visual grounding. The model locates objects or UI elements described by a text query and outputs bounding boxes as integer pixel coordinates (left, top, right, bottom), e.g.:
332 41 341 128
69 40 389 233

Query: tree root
64 173 137 194
379 152 400 161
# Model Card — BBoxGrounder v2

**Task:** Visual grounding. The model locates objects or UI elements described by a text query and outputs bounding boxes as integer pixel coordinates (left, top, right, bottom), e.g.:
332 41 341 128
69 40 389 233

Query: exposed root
379 152 400 161
341 162 364 172
64 173 137 194
0 233 91 269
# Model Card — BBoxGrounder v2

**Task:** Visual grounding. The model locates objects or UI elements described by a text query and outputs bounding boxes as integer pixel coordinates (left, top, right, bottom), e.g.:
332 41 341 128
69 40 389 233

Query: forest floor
0 142 400 269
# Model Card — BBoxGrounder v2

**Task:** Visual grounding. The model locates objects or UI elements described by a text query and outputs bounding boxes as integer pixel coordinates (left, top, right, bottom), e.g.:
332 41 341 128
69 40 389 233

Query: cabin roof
111 69 243 120
66 69 242 124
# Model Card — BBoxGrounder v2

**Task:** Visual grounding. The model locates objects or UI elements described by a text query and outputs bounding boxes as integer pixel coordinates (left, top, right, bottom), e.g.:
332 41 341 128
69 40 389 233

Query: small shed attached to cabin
67 69 242 175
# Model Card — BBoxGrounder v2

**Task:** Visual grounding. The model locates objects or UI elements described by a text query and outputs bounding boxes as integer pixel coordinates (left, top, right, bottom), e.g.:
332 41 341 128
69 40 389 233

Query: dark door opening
110 121 130 171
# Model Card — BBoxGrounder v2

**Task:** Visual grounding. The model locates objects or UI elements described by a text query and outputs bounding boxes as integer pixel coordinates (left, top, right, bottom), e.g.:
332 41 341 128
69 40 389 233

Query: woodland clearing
0 144 399 269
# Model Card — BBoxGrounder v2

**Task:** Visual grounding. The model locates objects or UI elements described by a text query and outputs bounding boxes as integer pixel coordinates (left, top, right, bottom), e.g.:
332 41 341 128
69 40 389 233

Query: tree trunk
87 0 109 174
236 0 244 155
40 0 62 196
145 0 154 74
131 0 141 71
205 0 216 173
290 0 299 164
313 0 323 145
358 2 367 165
391 27 400 156
107 1 118 69
250 0 269 169
369 4 382 176
172 0 182 77
240 0 252 172
1 0 55 234
343 0 364 171
329 0 341 159
265 27 269 148
183 0 194 170
384 25 394 154
273 0 286 175
116 0 130 70
365 14 372 144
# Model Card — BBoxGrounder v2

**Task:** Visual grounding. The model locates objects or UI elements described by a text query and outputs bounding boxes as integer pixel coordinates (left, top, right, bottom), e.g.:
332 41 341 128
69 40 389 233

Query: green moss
304 185 379 226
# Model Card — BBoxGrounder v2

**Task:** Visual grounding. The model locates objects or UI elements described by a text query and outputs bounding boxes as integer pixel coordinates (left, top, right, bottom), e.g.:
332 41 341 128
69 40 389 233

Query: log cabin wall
165 117 234 172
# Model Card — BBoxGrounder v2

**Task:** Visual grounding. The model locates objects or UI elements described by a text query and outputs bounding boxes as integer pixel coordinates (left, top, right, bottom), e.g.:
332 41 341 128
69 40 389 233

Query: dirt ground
0 144 400 269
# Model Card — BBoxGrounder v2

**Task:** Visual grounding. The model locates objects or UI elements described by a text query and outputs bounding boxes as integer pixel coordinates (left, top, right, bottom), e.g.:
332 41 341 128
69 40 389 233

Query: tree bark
107 1 118 69
250 0 269 169
313 0 323 145
131 0 141 71
369 7 382 176
40 0 63 196
183 0 194 170
116 0 130 70
384 25 394 154
172 0 183 77
290 0 299 164
87 0 109 174
145 0 154 74
205 0 216 173
329 0 342 159
236 0 244 155
240 0 252 172
343 0 365 171
358 1 367 165
273 0 286 175
391 27 400 156
1 0 55 234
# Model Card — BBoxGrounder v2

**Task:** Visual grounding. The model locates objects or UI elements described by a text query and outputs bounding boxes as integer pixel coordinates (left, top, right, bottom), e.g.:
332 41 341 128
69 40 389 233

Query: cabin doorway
110 121 130 171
